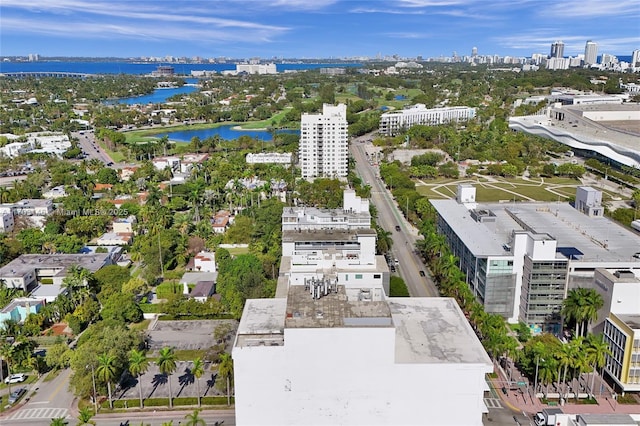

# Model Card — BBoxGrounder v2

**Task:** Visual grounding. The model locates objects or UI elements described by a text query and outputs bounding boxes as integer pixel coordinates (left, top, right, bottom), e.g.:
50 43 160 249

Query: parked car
395 225 401 232
419 271 426 277
4 373 26 384
8 387 26 404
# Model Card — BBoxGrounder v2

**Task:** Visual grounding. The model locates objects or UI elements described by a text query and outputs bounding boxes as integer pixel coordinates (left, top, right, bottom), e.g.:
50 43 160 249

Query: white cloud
541 0 640 18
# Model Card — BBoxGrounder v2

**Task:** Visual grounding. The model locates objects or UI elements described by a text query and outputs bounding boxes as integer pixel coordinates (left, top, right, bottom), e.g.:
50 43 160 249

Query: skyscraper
472 46 478 57
299 103 348 179
550 40 564 58
632 49 640 67
584 40 598 65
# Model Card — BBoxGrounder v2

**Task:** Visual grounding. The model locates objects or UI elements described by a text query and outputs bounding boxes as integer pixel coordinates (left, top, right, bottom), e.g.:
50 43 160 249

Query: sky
1 0 639 60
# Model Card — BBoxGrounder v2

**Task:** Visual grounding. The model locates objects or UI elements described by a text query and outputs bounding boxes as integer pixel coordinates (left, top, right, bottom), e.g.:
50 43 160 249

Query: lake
155 124 299 142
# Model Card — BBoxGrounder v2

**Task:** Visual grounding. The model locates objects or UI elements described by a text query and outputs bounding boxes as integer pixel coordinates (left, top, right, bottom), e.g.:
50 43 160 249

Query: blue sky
1 0 639 59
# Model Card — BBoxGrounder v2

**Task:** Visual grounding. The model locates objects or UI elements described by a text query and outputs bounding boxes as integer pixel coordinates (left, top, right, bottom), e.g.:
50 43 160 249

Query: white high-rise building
299 103 348 179
550 40 564 58
631 49 640 68
584 40 598 65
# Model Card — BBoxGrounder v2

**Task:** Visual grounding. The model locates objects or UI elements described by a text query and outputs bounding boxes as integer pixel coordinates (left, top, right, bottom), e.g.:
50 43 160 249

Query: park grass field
414 176 621 203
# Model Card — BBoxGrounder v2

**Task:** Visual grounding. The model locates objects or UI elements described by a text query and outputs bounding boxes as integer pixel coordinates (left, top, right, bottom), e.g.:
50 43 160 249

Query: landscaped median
99 395 234 410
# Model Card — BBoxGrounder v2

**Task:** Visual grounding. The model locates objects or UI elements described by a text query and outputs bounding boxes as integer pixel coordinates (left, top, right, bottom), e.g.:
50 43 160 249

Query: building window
374 274 381 279
355 274 363 279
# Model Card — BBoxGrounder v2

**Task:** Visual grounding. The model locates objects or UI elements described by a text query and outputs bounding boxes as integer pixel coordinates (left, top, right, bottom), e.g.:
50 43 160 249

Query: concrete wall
233 326 488 426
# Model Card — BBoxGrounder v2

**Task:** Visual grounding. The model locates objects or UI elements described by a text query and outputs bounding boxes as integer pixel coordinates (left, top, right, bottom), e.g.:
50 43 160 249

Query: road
3 408 235 426
1 368 76 425
71 131 114 164
350 135 438 297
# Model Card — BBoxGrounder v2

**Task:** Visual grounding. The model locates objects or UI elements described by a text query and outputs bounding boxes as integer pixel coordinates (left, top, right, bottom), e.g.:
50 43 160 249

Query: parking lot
147 319 236 351
113 319 238 402
116 360 221 401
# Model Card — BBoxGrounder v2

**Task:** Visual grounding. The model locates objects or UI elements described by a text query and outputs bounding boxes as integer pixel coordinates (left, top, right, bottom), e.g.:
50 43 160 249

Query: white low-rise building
236 63 277 75
0 199 54 229
0 132 72 158
192 251 216 273
0 253 111 292
112 215 137 234
379 104 476 136
234 292 492 426
245 152 292 167
0 211 14 233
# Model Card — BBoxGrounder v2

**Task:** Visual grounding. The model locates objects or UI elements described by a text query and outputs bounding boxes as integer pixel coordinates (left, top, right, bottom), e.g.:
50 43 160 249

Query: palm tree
562 288 604 337
586 334 612 396
77 406 95 425
538 357 558 398
128 349 149 408
218 353 234 406
582 290 604 336
96 353 117 410
157 347 177 408
191 357 205 407
555 341 579 401
184 409 206 426
49 418 67 426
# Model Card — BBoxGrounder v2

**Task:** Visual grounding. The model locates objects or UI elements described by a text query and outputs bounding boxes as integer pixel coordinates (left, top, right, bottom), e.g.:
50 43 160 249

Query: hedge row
101 396 234 409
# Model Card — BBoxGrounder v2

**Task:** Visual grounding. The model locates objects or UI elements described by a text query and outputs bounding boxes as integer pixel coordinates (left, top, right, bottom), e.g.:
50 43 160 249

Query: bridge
0 71 93 78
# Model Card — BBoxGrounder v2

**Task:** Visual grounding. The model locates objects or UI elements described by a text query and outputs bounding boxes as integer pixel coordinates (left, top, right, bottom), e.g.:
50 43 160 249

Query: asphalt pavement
350 135 438 297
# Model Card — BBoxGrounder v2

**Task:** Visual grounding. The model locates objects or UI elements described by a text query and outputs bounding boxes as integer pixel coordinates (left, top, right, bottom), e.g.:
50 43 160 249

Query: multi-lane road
350 135 438 297
72 130 114 165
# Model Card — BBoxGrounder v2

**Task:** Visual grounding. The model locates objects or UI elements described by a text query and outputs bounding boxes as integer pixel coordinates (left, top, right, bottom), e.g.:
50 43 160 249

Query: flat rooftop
576 413 637 425
0 253 111 277
282 206 371 225
431 199 640 262
285 285 391 328
235 298 287 348
283 228 376 242
389 298 493 365
614 314 640 330
509 104 640 167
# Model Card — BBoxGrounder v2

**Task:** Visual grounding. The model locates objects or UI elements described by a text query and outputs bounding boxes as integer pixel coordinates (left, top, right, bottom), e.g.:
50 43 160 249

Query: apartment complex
584 41 598 66
430 185 640 333
299 103 348 179
0 253 112 291
588 269 640 392
379 104 476 136
233 190 493 425
550 41 565 59
245 152 292 167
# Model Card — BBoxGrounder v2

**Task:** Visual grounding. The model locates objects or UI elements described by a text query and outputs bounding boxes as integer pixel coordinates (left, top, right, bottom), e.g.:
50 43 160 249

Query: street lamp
86 364 98 413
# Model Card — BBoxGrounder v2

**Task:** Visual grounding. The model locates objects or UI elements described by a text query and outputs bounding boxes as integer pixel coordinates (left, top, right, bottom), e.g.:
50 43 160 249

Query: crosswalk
484 398 503 409
8 407 69 421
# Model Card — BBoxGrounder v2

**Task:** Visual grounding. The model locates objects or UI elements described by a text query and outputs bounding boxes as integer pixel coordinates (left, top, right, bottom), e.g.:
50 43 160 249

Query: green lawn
149 349 206 362
95 140 125 162
226 246 250 256
414 176 615 203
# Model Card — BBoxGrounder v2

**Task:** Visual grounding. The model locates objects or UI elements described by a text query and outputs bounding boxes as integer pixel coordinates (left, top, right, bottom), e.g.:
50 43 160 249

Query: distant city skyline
1 0 639 59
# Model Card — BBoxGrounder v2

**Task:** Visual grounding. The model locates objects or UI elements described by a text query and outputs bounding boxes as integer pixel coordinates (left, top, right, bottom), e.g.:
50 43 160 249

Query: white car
4 373 26 384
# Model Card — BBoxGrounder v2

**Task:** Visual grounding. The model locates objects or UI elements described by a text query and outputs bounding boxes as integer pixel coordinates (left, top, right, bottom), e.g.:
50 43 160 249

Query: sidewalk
490 365 640 417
